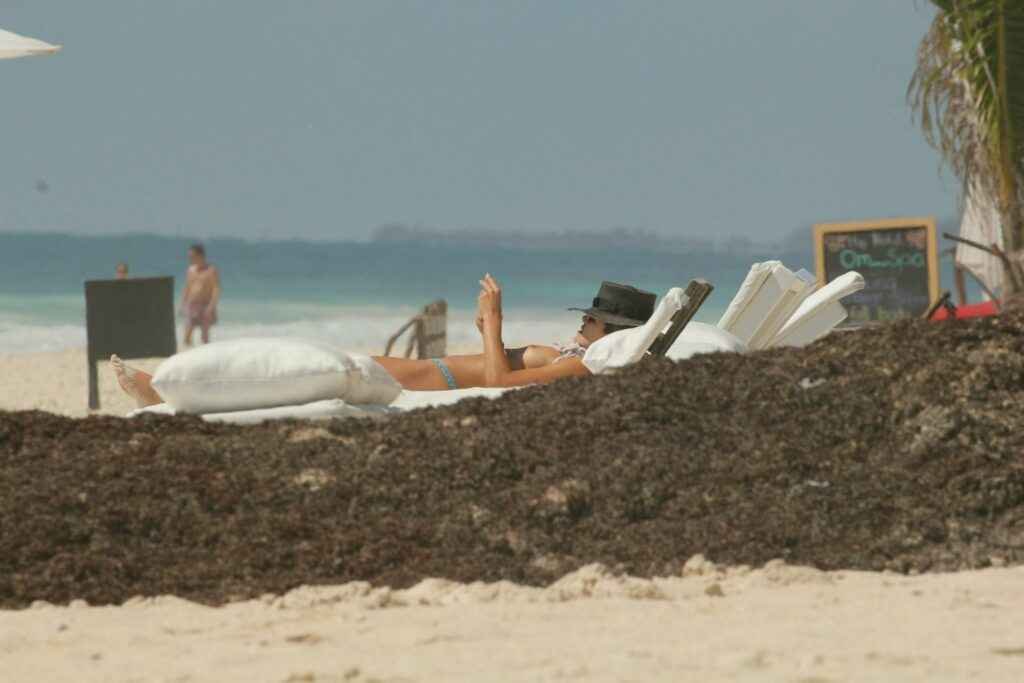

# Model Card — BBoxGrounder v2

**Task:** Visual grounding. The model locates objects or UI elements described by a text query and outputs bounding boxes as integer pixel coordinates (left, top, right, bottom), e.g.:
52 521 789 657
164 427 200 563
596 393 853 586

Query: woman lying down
113 274 657 408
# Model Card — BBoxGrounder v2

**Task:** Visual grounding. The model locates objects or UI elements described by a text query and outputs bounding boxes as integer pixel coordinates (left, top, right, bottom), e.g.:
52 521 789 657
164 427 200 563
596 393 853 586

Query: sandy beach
3 561 1023 682
0 349 164 418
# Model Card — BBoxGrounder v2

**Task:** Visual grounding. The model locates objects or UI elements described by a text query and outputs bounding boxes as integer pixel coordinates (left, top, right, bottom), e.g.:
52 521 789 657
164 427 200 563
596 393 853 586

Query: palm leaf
909 0 1024 272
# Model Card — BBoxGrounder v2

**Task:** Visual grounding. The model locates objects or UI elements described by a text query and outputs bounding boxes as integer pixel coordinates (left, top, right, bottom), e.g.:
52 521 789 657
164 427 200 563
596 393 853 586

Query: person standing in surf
179 243 221 346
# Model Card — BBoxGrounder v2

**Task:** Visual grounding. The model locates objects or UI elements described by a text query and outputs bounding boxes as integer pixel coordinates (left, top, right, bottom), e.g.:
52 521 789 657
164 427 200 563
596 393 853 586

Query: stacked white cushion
666 322 748 360
770 271 865 348
129 398 395 424
150 338 401 413
717 261 816 350
582 288 687 375
130 389 513 422
392 386 513 410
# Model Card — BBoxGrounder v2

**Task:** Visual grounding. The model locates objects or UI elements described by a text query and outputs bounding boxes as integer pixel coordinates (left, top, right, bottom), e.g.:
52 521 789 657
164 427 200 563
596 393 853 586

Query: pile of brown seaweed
2 314 1023 608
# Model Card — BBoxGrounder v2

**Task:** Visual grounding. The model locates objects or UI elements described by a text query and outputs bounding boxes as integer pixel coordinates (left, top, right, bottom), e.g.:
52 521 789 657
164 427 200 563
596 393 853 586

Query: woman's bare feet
110 355 163 408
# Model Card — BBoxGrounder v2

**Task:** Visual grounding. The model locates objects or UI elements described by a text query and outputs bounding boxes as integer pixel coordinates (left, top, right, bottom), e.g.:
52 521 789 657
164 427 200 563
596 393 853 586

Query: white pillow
582 288 686 375
150 338 401 413
666 322 748 360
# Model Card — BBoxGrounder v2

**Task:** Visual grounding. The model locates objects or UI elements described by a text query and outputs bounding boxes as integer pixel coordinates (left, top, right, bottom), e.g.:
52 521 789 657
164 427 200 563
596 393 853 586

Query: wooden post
87 357 100 410
418 300 447 359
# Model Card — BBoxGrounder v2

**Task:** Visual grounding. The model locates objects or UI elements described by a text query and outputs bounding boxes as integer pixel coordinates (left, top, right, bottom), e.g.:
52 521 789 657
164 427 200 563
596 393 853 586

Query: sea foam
0 306 584 356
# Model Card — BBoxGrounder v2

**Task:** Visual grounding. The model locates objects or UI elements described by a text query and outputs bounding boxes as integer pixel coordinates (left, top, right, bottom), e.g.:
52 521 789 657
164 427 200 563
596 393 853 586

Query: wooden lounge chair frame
646 279 714 356
384 299 447 359
922 290 958 321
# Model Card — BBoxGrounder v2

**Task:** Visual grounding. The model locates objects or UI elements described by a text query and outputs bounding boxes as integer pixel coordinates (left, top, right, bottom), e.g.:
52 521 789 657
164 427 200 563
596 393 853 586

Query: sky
0 1 956 242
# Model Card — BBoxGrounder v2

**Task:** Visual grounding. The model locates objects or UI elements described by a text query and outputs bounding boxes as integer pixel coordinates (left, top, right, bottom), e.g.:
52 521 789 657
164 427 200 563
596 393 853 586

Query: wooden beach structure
383 299 448 359
84 277 177 410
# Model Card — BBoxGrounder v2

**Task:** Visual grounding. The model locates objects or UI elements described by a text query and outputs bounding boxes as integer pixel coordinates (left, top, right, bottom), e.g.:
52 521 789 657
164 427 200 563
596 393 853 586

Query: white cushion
717 261 775 332
150 338 401 413
127 402 177 417
582 288 687 374
129 389 511 421
717 261 816 350
666 322 748 360
391 386 513 410
129 399 395 424
770 271 865 348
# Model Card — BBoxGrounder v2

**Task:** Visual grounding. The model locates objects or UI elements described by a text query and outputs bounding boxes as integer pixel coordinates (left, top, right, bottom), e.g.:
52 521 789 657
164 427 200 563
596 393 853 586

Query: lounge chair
129 282 714 422
580 280 712 373
767 271 865 348
716 261 817 350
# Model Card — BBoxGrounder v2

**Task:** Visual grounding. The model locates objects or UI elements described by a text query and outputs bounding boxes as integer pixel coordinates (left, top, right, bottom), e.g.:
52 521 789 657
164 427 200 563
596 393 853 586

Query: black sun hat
569 281 657 328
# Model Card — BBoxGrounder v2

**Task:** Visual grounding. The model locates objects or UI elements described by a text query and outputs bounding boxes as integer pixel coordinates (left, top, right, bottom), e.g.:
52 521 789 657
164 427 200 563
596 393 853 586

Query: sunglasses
582 314 600 325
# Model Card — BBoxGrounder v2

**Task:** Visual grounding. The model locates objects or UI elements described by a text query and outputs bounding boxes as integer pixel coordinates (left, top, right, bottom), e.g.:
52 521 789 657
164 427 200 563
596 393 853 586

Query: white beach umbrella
0 27 61 60
957 181 1005 298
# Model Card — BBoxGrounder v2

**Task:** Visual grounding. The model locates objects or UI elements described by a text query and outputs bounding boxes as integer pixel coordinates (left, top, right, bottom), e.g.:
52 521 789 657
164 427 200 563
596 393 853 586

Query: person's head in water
115 262 128 279
569 282 657 348
188 243 206 267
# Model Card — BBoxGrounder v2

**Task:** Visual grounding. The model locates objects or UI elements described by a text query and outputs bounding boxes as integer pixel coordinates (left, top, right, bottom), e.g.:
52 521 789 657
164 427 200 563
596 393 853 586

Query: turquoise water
0 231 811 353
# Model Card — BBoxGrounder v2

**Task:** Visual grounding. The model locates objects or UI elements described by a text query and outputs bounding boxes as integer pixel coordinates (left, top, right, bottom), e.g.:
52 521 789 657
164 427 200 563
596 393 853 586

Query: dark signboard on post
84 277 177 410
813 217 939 323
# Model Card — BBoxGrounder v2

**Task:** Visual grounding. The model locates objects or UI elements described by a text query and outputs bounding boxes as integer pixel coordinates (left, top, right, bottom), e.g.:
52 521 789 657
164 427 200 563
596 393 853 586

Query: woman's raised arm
477 274 591 387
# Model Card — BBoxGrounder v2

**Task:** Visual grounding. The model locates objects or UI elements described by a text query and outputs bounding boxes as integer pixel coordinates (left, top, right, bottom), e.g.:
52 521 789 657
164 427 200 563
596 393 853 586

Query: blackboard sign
84 277 177 410
813 217 939 322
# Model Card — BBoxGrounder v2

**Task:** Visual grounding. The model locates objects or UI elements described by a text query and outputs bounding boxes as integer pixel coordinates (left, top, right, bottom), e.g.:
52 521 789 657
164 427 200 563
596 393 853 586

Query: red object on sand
930 300 999 320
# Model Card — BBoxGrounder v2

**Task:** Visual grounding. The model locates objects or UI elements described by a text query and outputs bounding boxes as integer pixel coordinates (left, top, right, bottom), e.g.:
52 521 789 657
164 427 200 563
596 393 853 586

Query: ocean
0 231 819 354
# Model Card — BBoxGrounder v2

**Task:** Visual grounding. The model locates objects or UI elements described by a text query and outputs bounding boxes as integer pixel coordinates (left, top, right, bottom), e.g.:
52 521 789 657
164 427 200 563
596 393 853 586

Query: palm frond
910 1 1024 255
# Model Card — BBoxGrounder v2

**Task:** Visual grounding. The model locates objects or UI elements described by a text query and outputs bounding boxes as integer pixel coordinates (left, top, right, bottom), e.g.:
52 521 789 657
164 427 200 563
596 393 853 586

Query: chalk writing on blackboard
814 218 938 322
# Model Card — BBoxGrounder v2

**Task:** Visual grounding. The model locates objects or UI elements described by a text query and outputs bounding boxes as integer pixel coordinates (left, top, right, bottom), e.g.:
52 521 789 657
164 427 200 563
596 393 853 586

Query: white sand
0 349 164 418
2 350 1023 681
3 560 1023 682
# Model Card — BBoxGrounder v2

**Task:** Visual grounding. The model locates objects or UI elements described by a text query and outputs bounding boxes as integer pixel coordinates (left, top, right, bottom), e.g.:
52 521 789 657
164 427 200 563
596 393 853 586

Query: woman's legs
111 355 164 408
